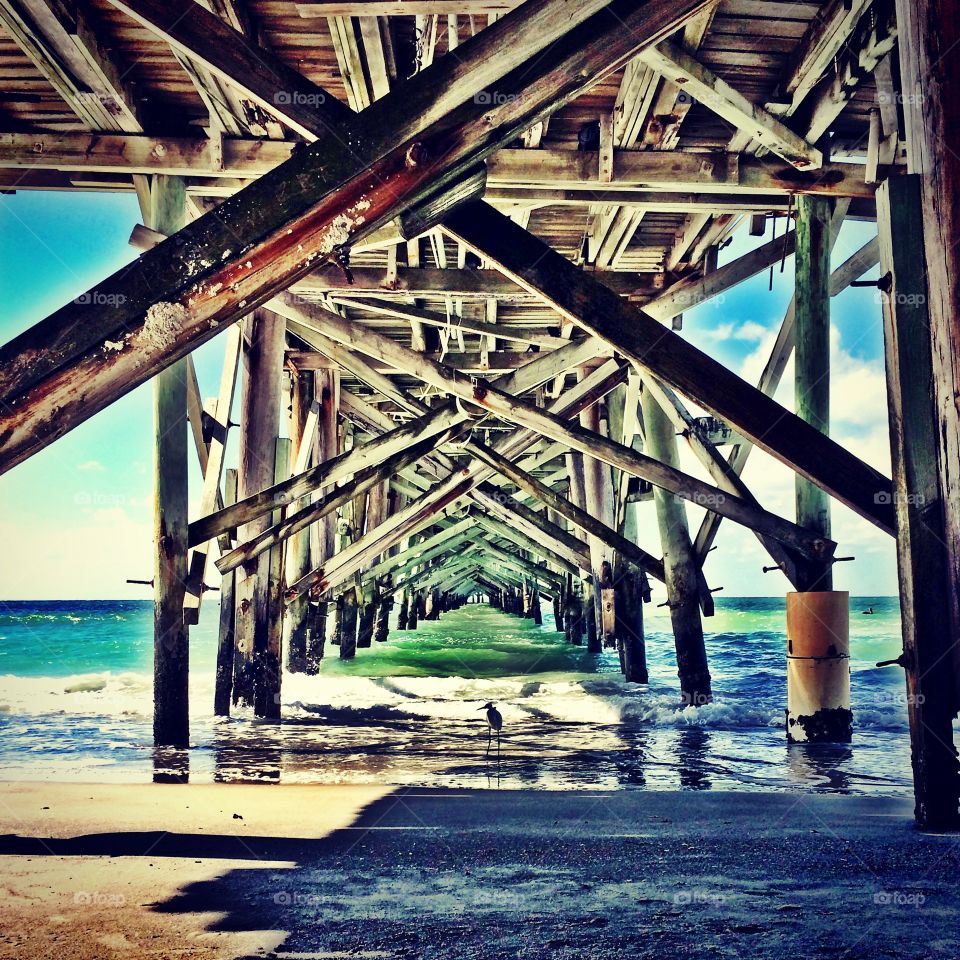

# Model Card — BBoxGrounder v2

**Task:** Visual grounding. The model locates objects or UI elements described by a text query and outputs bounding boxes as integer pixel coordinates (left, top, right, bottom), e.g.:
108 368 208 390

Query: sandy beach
0 782 957 959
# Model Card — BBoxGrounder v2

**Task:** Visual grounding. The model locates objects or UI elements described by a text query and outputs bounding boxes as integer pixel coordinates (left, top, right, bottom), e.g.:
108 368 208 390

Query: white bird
479 701 503 757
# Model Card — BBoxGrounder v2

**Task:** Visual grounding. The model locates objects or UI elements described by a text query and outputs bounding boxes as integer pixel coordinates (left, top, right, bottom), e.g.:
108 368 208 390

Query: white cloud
76 459 106 472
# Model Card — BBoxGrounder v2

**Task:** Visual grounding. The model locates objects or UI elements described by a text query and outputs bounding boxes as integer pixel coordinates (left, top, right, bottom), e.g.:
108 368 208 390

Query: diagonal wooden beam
275 296 838 559
640 41 822 170
216 429 454 574
692 228 880 563
441 201 894 534
466 438 666 582
190 400 463 547
0 0 708 474
286 359 627 599
183 323 242 621
472 486 591 575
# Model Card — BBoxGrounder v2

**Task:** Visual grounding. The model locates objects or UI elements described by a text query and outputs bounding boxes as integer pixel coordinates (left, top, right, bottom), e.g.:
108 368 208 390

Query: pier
0 0 958 834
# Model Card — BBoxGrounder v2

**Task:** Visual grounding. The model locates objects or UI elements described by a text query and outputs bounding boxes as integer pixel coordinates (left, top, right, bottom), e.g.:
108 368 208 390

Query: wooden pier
0 0 957 828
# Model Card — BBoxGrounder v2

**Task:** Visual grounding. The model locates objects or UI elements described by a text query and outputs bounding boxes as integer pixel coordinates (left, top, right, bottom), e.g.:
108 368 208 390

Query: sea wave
0 668 912 732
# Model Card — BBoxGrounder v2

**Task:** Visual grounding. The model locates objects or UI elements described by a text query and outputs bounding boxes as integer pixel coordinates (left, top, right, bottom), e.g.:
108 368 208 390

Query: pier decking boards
0 0 957 828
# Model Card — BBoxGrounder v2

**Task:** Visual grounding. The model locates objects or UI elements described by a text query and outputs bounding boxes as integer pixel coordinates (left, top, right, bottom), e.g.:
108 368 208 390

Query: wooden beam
276 297 837 560
190 401 464 546
442 201 894 534
877 175 960 830
217 430 459 574
107 0 352 139
692 206 872 565
641 383 710 706
150 175 190 748
232 310 284 709
645 228 796 321
297 0 517 13
183 324 241 623
467 439 666 581
794 194 833 591
640 41 822 170
0 0 709 474
641 375 803 588
893 0 960 827
214 468 238 716
0 135 876 199
330 296 569 349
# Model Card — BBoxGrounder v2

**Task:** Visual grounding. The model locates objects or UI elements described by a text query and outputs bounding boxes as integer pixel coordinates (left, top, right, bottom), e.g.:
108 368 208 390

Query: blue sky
0 191 896 599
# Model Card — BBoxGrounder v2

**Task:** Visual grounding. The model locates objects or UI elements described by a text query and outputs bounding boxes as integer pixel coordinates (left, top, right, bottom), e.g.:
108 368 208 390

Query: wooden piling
233 309 284 707
877 174 960 829
615 501 649 683
794 194 833 591
214 468 238 717
254 437 289 720
641 385 711 706
307 368 339 671
151 174 190 749
285 369 316 673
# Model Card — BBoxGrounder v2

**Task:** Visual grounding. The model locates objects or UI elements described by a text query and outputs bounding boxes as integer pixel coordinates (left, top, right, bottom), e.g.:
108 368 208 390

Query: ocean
0 597 917 794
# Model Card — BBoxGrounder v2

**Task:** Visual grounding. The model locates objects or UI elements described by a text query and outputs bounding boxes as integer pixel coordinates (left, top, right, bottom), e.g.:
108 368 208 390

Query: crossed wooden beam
0 0 895 600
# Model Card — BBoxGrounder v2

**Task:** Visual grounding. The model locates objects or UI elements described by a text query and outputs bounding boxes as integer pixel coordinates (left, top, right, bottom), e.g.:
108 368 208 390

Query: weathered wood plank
150 175 190 748
794 193 833 591
0 0 708 474
442 201 895 534
877 174 960 830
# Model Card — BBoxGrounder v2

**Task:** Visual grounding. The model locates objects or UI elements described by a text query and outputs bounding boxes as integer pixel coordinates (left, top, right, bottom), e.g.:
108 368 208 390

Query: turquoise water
0 596 915 793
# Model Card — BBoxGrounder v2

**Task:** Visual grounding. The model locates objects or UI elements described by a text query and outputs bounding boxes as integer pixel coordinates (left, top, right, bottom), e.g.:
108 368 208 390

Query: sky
0 191 895 599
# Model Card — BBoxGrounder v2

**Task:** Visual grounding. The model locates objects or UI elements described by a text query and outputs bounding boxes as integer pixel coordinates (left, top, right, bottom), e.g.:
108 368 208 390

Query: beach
0 782 958 959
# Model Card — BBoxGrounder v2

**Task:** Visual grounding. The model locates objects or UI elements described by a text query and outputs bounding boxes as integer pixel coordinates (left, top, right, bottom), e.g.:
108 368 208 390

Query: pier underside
0 0 958 828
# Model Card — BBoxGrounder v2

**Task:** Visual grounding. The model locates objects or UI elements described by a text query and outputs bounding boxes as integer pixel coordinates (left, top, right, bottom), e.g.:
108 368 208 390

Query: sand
0 782 957 959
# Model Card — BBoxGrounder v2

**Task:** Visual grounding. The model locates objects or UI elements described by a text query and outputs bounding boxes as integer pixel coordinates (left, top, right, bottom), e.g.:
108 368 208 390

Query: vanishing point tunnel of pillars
153 176 850 748
145 171 960 834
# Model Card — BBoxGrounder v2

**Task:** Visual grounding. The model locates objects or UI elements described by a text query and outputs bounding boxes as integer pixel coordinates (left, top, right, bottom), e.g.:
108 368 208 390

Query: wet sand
0 782 957 959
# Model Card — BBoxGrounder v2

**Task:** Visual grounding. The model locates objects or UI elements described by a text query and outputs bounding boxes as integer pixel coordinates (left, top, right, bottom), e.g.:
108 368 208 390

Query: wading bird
479 702 503 757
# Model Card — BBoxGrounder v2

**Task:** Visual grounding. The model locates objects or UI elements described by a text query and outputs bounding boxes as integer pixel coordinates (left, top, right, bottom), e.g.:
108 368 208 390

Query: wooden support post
233 309 284 708
397 592 410 630
531 581 543 625
641 385 710 706
408 591 420 629
579 390 617 649
307 369 339 672
877 174 960 829
214 468 238 717
794 194 833 591
358 479 388 647
615 500 648 683
285 370 316 673
255 437 289 720
151 175 190 749
564 450 599 651
339 584 359 658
